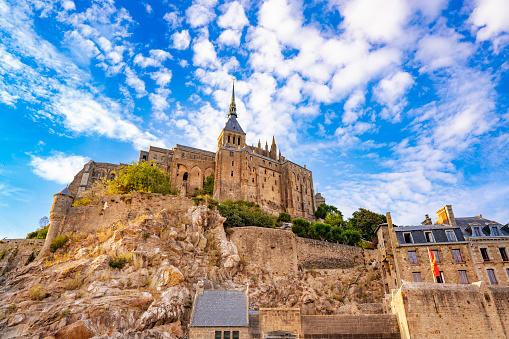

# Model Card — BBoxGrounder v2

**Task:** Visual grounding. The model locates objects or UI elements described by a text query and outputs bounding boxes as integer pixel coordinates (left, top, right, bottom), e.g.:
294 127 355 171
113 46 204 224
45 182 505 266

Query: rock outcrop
0 195 383 338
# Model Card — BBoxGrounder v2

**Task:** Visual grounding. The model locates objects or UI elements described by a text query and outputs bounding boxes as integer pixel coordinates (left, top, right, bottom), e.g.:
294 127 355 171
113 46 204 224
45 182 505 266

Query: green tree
324 212 345 227
277 212 291 222
312 222 332 241
291 218 311 238
342 229 362 246
217 200 275 229
314 203 341 219
347 208 387 241
27 216 50 239
330 226 343 243
107 161 178 195
202 174 215 195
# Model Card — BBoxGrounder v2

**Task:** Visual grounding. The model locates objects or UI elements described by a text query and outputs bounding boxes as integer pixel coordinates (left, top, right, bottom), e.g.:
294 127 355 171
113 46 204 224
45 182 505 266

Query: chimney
421 214 433 225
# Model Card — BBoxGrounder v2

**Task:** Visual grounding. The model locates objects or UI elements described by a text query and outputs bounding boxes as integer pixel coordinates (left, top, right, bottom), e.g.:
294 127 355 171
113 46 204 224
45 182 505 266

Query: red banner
428 249 440 278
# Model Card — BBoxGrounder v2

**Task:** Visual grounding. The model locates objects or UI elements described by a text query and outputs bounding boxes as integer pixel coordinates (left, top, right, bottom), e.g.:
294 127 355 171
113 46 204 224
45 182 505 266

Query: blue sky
1 0 508 238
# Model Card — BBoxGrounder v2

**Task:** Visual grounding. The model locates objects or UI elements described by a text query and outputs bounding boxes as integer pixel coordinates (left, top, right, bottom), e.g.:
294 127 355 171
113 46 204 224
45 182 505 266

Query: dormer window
445 230 457 242
491 226 500 236
473 226 482 237
424 231 435 243
403 232 413 244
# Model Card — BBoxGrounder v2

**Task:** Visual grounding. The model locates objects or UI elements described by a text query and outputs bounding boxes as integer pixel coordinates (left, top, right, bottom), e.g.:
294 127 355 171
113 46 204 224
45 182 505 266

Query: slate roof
455 217 509 239
55 186 73 197
392 216 509 245
190 290 248 327
223 116 245 134
394 225 465 245
175 144 216 156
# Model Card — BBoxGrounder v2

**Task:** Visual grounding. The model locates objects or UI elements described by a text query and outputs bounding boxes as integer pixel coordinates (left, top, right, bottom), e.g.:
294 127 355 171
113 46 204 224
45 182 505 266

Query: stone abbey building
138 83 317 219
69 83 317 219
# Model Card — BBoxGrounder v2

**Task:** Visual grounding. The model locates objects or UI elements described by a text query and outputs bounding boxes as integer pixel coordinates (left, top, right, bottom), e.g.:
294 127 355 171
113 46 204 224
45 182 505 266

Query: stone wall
390 282 509 338
296 237 364 269
229 227 368 273
259 308 302 338
59 192 193 236
189 326 249 339
301 314 400 338
229 227 298 274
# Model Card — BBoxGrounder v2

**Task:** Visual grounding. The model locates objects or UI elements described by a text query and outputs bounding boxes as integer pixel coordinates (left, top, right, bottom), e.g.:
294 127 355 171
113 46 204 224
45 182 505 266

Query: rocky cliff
0 196 383 338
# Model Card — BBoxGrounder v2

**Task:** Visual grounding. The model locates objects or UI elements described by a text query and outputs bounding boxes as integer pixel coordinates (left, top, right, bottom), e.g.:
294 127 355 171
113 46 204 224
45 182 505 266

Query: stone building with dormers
138 83 317 219
377 204 509 294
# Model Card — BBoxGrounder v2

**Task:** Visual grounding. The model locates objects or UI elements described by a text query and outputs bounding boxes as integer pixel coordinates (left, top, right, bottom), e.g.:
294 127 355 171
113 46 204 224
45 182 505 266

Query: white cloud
149 90 171 113
416 33 474 72
192 37 219 68
62 1 75 11
124 67 146 96
163 11 183 29
218 29 242 47
145 3 153 14
374 71 414 121
217 1 249 30
342 90 365 124
151 68 173 87
186 0 218 28
172 30 191 50
469 0 509 44
96 36 112 52
339 0 411 42
29 152 90 184
55 90 164 149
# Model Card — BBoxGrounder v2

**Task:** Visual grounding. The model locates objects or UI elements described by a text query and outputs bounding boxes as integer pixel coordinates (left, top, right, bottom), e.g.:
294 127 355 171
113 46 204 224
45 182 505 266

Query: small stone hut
189 289 249 339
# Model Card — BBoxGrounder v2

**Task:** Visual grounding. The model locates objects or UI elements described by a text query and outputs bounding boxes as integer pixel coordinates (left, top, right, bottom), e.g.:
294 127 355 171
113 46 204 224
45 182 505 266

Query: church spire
228 78 237 118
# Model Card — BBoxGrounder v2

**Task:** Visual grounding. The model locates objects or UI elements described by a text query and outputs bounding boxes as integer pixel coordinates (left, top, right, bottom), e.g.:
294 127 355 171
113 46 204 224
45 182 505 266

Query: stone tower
39 187 74 257
217 80 246 149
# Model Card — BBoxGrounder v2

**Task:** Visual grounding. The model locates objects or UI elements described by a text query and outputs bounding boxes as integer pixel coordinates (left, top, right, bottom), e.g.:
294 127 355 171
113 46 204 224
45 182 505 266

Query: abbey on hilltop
136 81 318 219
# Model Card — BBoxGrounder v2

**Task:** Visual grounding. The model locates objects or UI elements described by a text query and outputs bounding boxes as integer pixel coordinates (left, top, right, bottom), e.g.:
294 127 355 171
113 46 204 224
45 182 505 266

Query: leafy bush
291 218 311 237
109 255 130 269
192 194 218 208
0 248 9 260
217 200 275 228
202 174 215 195
108 161 178 196
25 251 36 265
342 229 362 246
64 272 84 290
29 285 47 300
312 222 332 241
314 203 339 219
26 226 49 239
50 235 69 253
277 212 291 223
72 197 92 207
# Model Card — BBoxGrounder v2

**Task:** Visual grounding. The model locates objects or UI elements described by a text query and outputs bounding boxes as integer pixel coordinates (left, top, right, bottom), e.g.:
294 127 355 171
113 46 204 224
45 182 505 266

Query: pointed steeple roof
228 78 237 118
55 186 74 197
223 78 245 134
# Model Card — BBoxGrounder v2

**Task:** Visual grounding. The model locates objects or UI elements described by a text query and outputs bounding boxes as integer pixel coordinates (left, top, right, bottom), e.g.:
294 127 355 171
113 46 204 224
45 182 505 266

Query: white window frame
445 230 457 242
424 231 435 243
403 232 413 244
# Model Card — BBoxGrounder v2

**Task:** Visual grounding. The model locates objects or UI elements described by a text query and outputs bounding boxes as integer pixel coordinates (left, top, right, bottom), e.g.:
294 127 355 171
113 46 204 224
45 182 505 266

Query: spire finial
228 78 237 118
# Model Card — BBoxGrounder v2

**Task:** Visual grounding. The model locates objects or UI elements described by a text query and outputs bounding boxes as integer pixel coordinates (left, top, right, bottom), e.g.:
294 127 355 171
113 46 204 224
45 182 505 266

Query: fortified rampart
40 192 194 256
390 282 509 338
60 192 194 235
229 227 368 273
249 308 400 338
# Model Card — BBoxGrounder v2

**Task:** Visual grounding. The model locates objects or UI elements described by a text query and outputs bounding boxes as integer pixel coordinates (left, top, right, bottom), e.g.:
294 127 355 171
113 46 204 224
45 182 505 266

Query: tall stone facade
377 204 509 294
139 83 317 219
